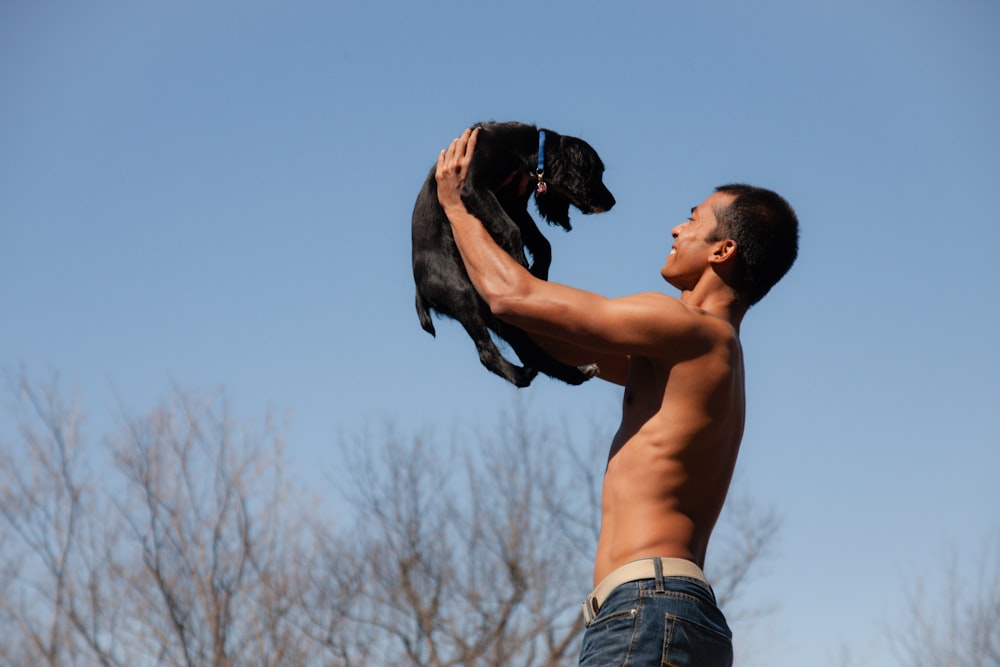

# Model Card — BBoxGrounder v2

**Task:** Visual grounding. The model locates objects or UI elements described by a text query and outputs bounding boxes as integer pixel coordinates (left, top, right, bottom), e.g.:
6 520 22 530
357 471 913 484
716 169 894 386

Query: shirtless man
436 128 798 666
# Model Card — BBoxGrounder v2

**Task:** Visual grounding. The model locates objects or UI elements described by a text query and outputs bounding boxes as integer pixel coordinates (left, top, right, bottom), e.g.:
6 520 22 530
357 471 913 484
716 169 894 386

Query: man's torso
593 319 745 586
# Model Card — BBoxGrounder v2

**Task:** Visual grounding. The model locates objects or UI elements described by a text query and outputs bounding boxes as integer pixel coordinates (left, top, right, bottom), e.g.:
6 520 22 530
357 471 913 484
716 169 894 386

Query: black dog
411 121 615 387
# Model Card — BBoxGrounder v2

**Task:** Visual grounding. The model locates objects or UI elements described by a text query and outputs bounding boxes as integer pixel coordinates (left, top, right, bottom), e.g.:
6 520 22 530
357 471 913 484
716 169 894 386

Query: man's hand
436 127 479 212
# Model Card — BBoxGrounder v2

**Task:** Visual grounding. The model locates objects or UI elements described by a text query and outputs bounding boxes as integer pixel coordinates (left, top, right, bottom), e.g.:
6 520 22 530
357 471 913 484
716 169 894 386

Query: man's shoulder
617 290 686 310
605 291 737 356
624 292 734 332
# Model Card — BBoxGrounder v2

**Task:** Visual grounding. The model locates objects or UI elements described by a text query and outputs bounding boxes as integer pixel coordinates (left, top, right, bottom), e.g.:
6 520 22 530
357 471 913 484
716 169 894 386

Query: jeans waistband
582 557 708 625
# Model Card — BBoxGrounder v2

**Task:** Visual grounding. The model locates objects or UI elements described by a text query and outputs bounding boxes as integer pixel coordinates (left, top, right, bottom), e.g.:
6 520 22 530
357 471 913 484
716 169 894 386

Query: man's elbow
483 285 527 321
477 269 533 320
483 283 529 322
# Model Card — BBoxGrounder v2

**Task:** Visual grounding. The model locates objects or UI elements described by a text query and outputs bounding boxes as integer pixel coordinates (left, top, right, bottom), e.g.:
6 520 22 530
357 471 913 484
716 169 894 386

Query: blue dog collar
536 130 547 194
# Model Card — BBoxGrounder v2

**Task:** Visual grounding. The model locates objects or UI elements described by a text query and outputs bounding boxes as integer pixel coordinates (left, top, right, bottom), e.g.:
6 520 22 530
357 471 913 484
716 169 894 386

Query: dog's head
534 131 616 231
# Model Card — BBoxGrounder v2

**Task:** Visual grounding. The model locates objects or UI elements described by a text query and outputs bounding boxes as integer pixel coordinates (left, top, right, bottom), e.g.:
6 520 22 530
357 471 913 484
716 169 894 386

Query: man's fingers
465 127 479 162
435 127 479 188
451 128 478 173
450 130 468 163
443 136 466 170
445 135 462 162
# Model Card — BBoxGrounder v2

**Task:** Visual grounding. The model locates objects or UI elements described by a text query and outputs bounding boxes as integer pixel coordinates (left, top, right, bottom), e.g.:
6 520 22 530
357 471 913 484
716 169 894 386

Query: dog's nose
592 194 615 213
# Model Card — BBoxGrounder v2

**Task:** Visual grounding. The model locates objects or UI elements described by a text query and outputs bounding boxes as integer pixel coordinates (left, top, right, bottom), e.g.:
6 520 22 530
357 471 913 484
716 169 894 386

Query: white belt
582 557 708 625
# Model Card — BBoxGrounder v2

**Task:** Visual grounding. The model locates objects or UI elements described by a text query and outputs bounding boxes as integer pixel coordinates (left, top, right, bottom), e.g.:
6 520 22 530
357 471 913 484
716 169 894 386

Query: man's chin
661 269 687 292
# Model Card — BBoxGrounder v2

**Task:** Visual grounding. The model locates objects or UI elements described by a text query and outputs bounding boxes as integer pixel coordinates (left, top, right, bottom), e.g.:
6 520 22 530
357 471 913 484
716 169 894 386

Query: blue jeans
578 576 733 667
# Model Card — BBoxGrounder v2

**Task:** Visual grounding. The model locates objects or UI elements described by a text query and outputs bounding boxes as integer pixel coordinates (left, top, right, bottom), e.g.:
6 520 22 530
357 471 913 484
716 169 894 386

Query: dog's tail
416 292 436 336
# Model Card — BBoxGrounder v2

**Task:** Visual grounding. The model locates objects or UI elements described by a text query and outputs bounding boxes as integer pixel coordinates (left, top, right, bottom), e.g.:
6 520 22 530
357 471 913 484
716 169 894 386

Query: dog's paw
513 366 540 388
578 363 600 378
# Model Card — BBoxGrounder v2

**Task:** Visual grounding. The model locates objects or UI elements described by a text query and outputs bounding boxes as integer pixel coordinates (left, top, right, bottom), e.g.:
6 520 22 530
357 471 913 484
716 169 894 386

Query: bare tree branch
707 485 782 619
888 530 1000 667
0 372 139 666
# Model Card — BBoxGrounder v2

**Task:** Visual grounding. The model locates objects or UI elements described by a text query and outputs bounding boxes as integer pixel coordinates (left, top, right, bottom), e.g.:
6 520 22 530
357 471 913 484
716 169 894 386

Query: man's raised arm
435 127 536 314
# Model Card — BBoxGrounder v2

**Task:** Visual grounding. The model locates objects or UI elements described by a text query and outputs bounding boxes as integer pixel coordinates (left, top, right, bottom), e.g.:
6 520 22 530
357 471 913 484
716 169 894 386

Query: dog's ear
535 190 572 230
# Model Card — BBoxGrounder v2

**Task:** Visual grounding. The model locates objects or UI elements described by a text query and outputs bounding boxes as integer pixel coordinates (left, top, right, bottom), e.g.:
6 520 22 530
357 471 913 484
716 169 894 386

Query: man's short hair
709 184 799 306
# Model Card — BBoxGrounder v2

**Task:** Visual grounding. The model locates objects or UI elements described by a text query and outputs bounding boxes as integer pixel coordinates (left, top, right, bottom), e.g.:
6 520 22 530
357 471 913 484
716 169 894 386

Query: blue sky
2 1 998 664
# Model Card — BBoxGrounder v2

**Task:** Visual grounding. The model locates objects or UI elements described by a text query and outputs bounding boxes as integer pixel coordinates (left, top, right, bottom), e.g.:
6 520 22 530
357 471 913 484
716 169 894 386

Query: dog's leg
461 188 531 268
498 324 598 386
460 310 539 387
511 210 552 280
429 271 538 387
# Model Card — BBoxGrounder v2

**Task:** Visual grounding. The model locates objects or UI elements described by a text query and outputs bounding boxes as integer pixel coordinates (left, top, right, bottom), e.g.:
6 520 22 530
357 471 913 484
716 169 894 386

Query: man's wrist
441 200 470 222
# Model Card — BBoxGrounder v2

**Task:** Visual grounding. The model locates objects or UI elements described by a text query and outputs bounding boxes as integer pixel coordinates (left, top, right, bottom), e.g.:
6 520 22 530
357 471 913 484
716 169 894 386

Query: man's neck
679 275 746 332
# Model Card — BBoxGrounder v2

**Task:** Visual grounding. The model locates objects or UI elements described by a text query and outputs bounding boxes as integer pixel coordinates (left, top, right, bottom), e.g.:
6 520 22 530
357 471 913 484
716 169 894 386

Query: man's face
661 191 735 290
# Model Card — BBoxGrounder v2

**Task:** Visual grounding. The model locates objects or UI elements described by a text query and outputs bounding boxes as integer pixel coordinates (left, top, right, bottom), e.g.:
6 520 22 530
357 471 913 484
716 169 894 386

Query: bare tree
0 374 125 667
888 531 1000 667
109 388 328 667
318 407 590 667
0 376 329 667
707 485 782 620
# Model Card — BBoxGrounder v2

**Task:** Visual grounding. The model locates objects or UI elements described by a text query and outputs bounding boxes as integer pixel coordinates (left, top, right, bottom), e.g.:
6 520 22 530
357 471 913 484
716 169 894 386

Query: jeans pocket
662 613 734 667
579 606 638 667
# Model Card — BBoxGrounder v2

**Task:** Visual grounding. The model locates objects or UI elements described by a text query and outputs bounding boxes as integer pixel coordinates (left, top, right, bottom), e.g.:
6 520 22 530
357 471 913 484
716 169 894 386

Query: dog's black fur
411 121 615 387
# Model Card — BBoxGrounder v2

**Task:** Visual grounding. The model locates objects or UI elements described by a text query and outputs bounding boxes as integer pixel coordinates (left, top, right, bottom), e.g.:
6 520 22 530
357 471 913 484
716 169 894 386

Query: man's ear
709 239 738 265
